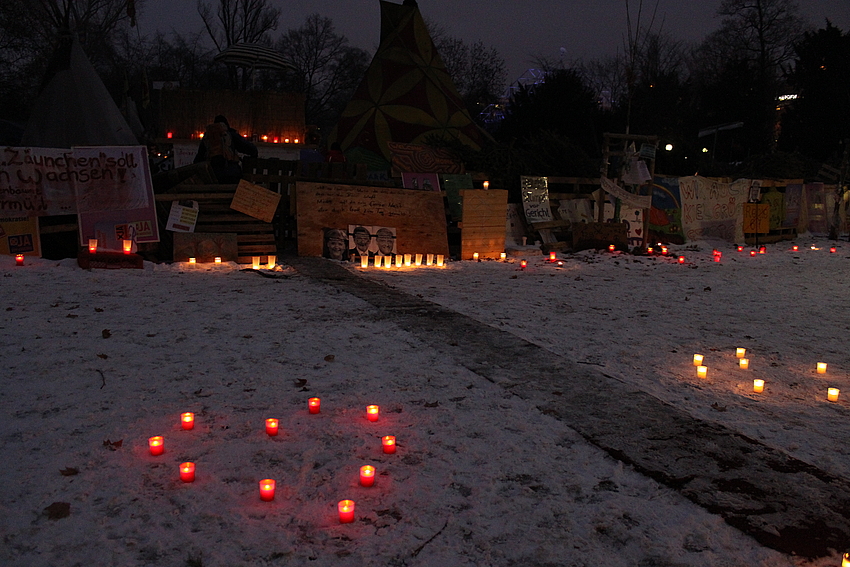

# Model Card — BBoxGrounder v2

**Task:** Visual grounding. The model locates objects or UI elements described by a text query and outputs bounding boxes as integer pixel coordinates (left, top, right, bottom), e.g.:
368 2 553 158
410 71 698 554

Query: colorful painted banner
0 215 41 256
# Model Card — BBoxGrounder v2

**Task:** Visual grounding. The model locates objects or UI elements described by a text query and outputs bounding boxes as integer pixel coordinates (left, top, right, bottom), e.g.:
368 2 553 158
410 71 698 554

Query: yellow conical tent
328 0 485 170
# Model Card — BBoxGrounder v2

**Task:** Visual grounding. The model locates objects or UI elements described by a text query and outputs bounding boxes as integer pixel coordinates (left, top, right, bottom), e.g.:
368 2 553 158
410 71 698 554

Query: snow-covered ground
1 237 847 567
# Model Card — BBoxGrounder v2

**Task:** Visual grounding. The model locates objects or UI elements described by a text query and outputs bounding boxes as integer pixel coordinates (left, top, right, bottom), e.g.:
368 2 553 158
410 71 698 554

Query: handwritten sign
230 179 281 223
1 147 81 215
678 176 748 243
295 181 448 257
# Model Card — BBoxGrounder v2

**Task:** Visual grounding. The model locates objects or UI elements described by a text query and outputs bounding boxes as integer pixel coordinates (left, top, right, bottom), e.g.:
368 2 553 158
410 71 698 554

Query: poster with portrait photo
401 172 440 192
323 227 349 261
348 225 375 259
373 226 397 257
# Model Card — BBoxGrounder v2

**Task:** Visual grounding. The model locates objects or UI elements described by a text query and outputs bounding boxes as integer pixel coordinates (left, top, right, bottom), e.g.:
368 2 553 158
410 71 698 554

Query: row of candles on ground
87 239 134 254
692 348 841 401
146 399 395 524
359 253 445 268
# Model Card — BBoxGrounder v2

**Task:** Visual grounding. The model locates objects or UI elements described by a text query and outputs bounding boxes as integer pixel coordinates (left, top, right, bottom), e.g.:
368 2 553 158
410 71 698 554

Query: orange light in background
262 135 268 142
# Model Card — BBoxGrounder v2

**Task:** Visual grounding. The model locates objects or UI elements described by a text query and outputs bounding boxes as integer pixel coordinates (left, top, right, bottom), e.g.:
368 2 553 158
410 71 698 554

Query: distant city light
665 144 673 151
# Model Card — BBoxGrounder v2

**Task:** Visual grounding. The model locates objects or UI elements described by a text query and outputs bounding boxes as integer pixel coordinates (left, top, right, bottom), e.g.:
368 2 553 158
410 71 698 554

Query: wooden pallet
155 183 276 264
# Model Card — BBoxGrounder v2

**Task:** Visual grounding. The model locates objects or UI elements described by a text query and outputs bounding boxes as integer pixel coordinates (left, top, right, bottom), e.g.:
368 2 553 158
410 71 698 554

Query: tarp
328 0 485 171
21 36 138 148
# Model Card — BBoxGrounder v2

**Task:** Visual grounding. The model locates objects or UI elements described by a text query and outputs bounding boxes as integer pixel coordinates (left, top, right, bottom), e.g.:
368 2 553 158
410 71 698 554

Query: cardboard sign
0 215 41 256
230 179 281 223
295 181 448 257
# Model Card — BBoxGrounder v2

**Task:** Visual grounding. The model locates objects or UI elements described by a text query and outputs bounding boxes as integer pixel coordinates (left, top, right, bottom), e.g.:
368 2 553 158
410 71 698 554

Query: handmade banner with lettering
1 145 159 250
1 147 80 215
678 176 749 243
600 176 652 209
75 146 159 249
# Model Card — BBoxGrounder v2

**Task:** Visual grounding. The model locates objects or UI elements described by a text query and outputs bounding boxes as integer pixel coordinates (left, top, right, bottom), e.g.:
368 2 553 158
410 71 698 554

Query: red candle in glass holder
308 397 321 414
677 256 685 264
181 412 195 430
179 462 195 482
148 436 164 456
737 245 744 252
338 499 355 523
608 244 615 252
265 418 279 436
830 247 837 253
15 254 24 266
520 260 527 269
366 405 379 422
750 250 756 256
549 251 557 261
792 245 799 251
259 479 276 501
360 465 375 487
123 239 133 254
759 246 766 254
382 435 396 454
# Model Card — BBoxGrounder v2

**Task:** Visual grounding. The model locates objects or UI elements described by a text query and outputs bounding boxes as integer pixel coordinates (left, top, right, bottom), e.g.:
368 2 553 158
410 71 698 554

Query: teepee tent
328 0 485 170
21 35 138 148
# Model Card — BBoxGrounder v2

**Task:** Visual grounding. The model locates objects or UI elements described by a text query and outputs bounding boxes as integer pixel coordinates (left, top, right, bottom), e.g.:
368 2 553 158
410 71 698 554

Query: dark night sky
141 0 850 86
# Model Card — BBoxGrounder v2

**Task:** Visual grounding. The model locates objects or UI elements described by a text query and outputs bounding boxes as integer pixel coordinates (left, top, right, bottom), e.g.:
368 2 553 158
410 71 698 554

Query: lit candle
179 462 195 483
189 257 196 264
661 246 668 255
88 238 98 253
252 256 261 270
360 255 369 268
828 388 840 402
473 252 479 261
750 250 756 256
792 245 799 251
415 254 423 266
693 353 704 366
608 244 615 252
374 255 383 268
148 436 164 456
483 180 489 190
123 239 132 254
426 254 434 265
712 249 719 256
647 247 654 254
267 255 276 268
737 245 744 252
436 255 444 267
360 465 375 487
214 257 222 264
736 348 746 359
259 479 276 501
842 552 850 567
265 418 279 436
395 255 403 267
817 362 827 374
404 254 412 266
678 256 685 264
713 255 721 262
15 254 24 266
696 365 707 379
520 260 527 269
181 412 195 430
500 252 506 261
382 435 396 454
308 397 321 414
366 405 379 422
550 251 557 261
830 247 837 253
739 358 749 369
759 246 766 254
753 379 764 393
338 499 355 523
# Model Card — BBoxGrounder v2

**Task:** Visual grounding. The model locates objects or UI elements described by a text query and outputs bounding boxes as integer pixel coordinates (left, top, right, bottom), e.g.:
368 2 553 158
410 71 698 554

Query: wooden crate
460 190 508 260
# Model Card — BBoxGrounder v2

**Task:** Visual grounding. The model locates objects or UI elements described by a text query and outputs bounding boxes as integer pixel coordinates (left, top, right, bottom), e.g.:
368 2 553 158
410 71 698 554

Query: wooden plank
155 193 234 201
196 223 274 233
295 182 449 257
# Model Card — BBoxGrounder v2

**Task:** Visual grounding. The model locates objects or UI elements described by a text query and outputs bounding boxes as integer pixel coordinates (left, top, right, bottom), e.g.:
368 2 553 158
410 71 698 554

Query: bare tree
197 0 279 50
277 14 370 130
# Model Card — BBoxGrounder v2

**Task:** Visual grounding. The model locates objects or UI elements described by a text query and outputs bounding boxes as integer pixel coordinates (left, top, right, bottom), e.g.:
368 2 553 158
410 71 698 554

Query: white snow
1 238 847 567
